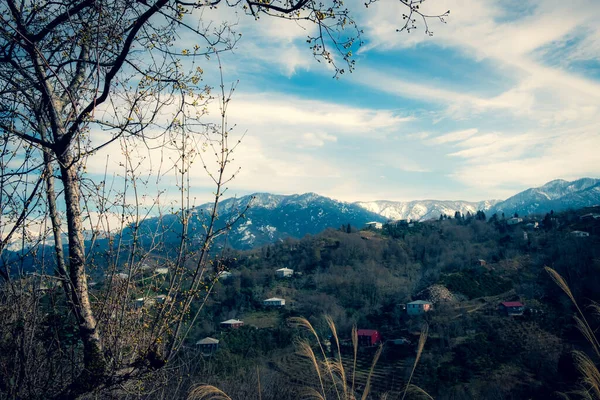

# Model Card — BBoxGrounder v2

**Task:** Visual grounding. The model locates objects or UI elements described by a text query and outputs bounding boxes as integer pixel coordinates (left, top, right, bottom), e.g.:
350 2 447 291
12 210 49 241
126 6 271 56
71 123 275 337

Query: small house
580 213 600 221
478 259 487 267
155 267 169 275
155 294 169 304
134 297 155 309
357 329 382 347
196 337 219 355
140 263 153 272
499 301 525 316
365 221 383 230
507 217 523 225
525 222 539 230
220 319 244 329
134 297 145 309
571 230 590 238
407 300 432 315
263 297 285 307
276 268 294 278
117 273 129 280
218 271 232 280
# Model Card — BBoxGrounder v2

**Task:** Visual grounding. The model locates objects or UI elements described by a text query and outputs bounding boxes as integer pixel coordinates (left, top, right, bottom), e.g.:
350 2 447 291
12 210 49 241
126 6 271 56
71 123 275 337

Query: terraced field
269 347 423 397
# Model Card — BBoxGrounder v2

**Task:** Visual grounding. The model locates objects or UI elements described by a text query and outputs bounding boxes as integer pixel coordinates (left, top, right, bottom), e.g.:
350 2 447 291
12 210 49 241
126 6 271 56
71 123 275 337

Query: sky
90 0 600 205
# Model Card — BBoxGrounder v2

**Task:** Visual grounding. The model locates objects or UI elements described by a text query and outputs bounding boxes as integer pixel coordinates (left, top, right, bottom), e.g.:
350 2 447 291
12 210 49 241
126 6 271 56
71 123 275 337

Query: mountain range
4 178 600 252
186 177 599 248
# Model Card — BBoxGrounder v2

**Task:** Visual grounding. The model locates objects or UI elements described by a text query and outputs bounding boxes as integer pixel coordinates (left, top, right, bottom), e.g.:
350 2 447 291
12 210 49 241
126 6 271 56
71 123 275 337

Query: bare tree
0 0 447 398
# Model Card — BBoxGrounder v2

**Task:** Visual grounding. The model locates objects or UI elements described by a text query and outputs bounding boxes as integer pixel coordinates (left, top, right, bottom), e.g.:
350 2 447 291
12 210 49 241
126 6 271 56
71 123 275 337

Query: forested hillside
176 206 600 399
3 205 600 399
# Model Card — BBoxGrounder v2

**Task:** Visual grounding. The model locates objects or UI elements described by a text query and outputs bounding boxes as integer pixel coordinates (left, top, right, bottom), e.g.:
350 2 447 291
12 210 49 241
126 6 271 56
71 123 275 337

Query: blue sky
90 0 600 204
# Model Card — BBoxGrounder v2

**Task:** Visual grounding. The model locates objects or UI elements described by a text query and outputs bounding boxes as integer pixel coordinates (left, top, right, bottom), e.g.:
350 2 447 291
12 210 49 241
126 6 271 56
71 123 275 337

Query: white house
580 213 600 221
276 268 294 278
155 267 169 275
217 271 232 280
134 297 156 309
365 221 383 229
571 230 590 238
507 217 523 225
263 297 285 307
140 263 153 271
155 294 168 304
525 222 539 230
407 300 432 315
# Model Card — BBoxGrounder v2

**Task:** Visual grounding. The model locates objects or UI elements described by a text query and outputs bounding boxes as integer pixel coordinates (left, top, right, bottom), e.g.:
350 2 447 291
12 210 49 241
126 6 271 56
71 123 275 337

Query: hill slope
355 199 500 221
491 178 600 216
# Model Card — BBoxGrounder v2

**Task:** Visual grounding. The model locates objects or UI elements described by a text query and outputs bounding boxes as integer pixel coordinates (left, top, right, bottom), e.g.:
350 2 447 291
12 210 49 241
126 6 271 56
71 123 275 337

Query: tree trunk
58 152 107 391
42 150 72 295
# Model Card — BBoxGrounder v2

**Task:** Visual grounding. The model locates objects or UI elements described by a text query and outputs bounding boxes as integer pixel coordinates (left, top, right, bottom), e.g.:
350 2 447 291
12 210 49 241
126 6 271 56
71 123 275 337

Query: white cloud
73 1 600 203
447 126 600 191
225 92 410 134
299 132 337 148
428 128 478 144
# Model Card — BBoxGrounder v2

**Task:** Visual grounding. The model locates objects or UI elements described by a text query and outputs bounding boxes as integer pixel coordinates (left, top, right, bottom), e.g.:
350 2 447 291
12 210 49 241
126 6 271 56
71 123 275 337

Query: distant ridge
192 192 386 249
354 199 501 221
5 178 600 251
490 178 600 216
354 178 600 221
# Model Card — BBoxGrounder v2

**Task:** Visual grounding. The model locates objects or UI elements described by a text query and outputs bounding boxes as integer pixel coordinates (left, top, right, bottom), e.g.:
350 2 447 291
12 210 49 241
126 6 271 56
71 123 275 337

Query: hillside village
49 205 594 399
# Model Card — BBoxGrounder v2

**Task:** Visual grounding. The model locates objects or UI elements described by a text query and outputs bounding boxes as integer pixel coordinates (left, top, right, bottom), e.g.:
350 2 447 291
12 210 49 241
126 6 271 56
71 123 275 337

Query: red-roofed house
499 301 525 316
357 329 382 347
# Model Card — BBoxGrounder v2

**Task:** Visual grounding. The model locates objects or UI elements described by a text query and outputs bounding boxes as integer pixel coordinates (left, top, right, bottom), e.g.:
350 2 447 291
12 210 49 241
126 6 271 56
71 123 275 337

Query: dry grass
187 384 233 400
187 315 432 400
401 324 429 400
291 316 431 400
545 267 600 399
361 344 383 400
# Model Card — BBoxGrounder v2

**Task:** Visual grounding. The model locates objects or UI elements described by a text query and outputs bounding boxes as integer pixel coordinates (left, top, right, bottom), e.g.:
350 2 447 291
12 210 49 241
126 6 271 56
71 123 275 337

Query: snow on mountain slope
492 178 600 216
193 192 386 249
355 199 501 221
5 178 600 252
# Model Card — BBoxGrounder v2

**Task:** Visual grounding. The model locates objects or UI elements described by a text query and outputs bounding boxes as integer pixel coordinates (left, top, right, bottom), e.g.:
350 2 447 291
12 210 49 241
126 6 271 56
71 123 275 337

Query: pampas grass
401 324 429 400
546 267 600 399
187 384 233 400
292 316 431 400
361 344 383 400
188 315 432 400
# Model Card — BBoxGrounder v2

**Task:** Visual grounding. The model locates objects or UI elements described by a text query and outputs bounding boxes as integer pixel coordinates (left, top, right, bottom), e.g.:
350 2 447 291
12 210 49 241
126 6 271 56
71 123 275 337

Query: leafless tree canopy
0 0 446 398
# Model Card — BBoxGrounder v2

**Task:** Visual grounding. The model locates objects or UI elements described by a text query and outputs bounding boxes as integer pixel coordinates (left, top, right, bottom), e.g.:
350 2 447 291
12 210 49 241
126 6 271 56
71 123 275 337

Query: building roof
500 301 524 307
221 319 243 325
408 300 432 305
276 268 293 272
357 329 379 336
196 337 219 345
264 297 284 302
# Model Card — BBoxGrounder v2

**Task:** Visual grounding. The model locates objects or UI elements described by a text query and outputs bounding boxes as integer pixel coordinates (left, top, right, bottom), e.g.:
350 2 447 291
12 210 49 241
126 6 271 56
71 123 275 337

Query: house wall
407 303 431 315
